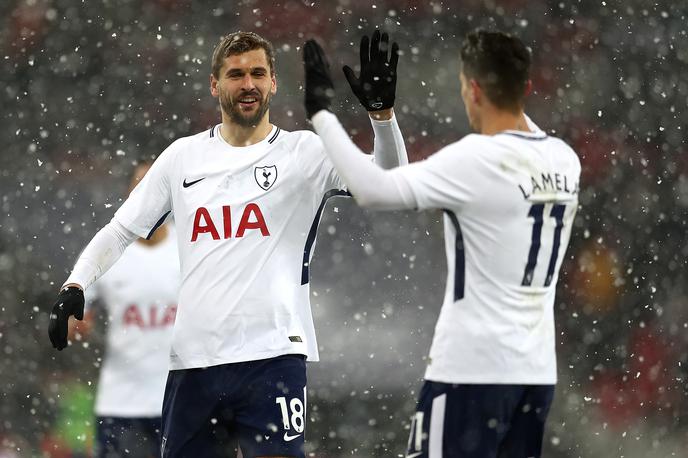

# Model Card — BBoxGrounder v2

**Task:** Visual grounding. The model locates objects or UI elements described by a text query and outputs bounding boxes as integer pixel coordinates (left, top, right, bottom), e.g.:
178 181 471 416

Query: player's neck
137 224 168 247
219 114 273 147
480 109 531 136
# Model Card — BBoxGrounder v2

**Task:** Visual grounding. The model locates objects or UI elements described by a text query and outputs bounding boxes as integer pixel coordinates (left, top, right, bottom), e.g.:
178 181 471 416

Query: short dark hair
211 31 276 79
460 30 531 112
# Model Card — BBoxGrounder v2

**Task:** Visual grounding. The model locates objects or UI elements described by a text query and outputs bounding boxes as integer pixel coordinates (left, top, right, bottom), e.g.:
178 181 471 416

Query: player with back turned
48 30 407 457
303 30 581 458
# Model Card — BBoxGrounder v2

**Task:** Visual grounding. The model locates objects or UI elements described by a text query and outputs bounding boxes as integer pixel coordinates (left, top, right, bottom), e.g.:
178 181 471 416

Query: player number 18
276 396 305 433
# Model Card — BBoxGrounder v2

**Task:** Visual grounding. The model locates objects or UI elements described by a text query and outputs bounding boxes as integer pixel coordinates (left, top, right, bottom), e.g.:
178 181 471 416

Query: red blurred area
6 1 49 56
593 325 676 429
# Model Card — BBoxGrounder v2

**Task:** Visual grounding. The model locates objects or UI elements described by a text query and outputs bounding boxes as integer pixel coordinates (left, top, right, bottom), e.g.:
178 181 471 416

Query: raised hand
48 286 84 350
303 39 335 119
343 30 399 112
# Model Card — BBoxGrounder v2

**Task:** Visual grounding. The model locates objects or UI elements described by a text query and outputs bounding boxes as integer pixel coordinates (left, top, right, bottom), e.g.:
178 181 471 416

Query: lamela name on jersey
518 171 579 200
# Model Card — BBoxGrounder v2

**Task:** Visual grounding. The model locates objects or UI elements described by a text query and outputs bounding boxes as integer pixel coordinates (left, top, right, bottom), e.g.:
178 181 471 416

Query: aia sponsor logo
123 304 176 328
191 204 270 241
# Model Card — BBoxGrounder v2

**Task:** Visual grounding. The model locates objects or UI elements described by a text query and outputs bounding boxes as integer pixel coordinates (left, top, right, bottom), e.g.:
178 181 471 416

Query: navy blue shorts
95 416 161 458
161 354 307 458
406 382 555 458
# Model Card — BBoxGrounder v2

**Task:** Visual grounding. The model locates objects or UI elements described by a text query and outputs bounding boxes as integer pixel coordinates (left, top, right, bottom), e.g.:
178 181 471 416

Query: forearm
62 220 137 290
371 110 409 169
313 110 416 210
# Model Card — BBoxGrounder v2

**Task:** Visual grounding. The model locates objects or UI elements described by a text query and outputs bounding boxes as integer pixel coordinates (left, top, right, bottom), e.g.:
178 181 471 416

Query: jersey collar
212 124 281 149
497 130 548 141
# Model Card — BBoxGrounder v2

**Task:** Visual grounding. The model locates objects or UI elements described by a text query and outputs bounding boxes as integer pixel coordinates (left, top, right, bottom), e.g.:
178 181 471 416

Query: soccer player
67 162 179 457
303 30 581 458
48 31 407 458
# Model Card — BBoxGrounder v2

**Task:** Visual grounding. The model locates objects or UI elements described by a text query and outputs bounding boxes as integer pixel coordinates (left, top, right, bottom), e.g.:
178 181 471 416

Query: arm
63 220 137 290
49 221 137 350
303 37 414 209
49 149 173 350
370 111 409 169
304 38 474 211
312 109 416 210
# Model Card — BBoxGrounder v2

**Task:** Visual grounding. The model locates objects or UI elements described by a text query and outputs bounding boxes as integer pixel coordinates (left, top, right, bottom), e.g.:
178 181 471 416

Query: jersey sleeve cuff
369 113 395 126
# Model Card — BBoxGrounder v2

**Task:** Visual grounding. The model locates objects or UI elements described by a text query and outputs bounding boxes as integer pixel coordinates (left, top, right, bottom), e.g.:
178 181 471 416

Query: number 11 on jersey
522 203 566 287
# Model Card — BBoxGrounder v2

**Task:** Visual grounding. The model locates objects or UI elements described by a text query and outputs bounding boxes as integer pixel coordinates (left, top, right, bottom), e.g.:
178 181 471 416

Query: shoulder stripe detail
146 211 171 240
268 127 281 144
209 125 215 138
444 210 465 301
301 189 351 285
498 132 548 141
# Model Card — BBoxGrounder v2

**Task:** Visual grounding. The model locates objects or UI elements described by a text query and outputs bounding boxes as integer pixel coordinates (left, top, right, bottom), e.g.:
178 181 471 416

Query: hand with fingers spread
303 39 336 119
48 286 85 350
343 30 399 112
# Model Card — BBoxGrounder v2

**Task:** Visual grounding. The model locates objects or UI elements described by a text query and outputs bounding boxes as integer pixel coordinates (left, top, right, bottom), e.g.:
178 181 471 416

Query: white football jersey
114 125 349 370
88 228 179 416
398 130 581 384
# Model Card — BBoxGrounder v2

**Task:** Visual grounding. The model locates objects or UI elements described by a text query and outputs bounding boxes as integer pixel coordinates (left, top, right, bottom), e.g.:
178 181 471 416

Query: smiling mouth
238 96 259 110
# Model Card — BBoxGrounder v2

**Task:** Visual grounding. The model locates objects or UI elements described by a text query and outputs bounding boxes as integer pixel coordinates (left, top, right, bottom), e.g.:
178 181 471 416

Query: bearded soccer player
49 31 407 457
68 162 179 457
303 30 581 458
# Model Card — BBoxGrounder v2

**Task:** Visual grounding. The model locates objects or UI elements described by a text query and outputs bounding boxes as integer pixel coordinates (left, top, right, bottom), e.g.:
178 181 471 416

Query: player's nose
240 74 256 90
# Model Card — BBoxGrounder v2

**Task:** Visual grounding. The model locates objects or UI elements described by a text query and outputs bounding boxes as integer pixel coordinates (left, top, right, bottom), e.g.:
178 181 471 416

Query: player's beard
221 89 272 128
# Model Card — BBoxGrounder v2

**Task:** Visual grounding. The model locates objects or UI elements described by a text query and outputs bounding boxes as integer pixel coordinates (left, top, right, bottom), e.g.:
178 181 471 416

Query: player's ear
210 74 220 98
469 79 481 104
270 73 277 95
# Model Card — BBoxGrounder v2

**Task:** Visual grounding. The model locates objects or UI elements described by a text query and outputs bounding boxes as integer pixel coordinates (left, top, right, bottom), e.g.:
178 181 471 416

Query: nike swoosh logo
406 452 423 458
183 177 205 188
283 432 302 442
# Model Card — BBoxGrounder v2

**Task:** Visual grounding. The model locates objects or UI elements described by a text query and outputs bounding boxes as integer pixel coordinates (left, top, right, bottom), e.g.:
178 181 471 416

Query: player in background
303 30 581 458
66 162 179 457
48 30 407 457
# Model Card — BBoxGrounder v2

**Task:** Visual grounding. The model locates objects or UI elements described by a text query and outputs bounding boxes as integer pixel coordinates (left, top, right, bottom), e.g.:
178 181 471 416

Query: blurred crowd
1 0 687 456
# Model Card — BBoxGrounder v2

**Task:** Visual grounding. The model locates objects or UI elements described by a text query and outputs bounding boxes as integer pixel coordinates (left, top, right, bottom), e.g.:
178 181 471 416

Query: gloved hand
48 286 84 351
343 30 399 111
303 39 335 119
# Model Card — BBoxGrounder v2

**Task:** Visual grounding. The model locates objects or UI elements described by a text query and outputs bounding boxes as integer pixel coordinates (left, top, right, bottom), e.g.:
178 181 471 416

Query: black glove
343 30 399 111
48 286 84 351
303 39 335 119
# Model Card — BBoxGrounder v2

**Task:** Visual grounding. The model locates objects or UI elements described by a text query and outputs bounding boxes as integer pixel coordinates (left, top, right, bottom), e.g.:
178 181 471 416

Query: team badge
254 165 277 191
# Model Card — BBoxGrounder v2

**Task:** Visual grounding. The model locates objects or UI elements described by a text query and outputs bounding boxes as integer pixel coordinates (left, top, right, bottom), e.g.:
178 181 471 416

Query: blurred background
1 0 687 456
